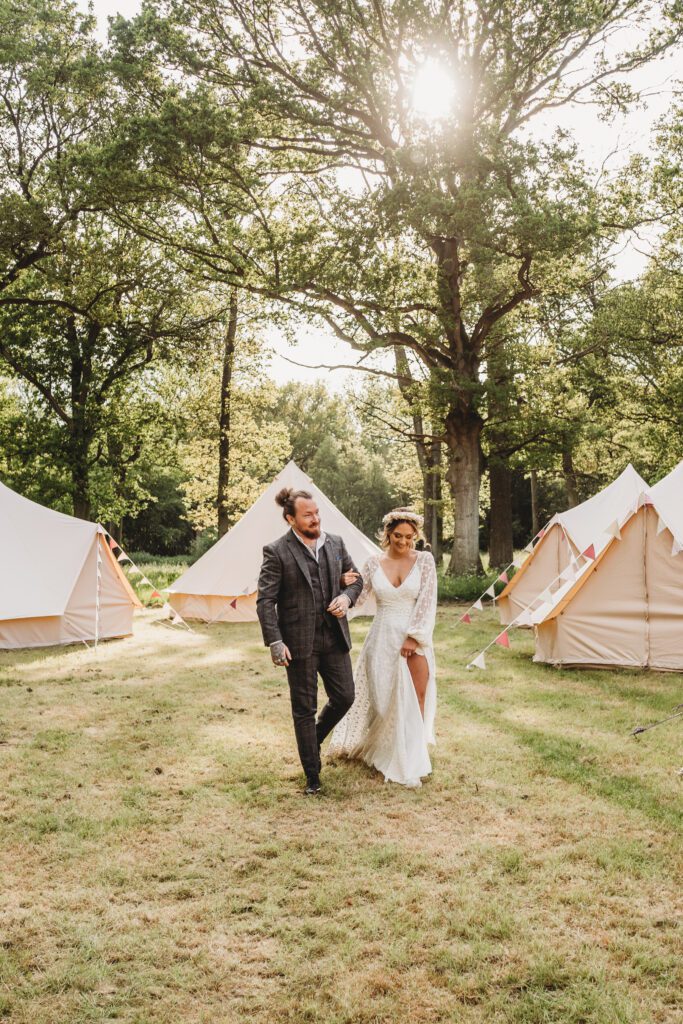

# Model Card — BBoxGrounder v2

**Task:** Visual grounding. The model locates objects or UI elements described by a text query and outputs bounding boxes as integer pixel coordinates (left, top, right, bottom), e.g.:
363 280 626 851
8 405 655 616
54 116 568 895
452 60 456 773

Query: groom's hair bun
275 487 313 520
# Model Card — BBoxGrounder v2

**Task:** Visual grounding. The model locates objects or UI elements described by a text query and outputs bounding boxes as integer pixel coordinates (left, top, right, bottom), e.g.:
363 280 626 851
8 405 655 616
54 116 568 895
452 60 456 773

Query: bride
328 508 438 788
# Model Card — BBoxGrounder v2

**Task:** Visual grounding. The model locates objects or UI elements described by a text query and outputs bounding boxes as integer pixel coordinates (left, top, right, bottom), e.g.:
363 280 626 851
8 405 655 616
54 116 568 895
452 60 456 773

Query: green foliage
436 570 500 604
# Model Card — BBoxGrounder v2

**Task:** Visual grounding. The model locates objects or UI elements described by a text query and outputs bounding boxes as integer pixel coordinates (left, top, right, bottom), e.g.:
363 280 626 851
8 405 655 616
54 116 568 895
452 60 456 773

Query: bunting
104 531 169 607
230 598 238 609
453 561 517 631
461 518 626 672
161 600 194 632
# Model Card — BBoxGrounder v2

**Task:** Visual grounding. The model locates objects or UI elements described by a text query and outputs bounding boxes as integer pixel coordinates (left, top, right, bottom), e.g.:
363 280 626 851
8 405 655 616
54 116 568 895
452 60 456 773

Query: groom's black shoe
304 773 321 796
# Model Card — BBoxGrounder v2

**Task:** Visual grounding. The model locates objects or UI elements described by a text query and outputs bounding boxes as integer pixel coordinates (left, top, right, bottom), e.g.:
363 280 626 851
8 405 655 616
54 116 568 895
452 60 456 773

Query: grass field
1 607 682 1023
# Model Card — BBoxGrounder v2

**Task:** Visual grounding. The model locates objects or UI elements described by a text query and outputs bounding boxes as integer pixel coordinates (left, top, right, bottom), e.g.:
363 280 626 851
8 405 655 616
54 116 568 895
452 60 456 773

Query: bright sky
84 0 681 389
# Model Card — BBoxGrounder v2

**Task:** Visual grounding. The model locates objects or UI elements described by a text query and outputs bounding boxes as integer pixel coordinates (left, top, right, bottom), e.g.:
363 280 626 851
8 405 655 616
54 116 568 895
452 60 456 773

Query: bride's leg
407 653 429 718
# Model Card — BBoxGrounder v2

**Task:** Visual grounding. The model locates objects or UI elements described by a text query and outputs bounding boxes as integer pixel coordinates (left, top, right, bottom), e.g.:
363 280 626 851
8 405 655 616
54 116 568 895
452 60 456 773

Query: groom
256 487 363 795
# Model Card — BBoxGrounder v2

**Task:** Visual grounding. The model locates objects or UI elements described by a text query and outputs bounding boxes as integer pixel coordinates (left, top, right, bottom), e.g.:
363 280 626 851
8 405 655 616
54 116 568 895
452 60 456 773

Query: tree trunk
562 448 580 507
393 347 443 562
530 470 540 537
217 287 238 537
69 396 91 520
424 440 442 565
71 450 91 520
489 459 513 568
445 408 483 574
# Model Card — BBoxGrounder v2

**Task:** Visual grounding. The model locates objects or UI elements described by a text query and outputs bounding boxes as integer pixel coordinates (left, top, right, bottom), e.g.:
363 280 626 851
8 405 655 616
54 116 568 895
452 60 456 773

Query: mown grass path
1 608 681 1023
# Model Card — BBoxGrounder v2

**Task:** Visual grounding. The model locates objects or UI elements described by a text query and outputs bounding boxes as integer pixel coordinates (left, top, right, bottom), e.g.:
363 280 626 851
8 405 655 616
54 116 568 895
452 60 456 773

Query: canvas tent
0 479 141 649
532 461 683 670
168 461 381 623
497 464 648 625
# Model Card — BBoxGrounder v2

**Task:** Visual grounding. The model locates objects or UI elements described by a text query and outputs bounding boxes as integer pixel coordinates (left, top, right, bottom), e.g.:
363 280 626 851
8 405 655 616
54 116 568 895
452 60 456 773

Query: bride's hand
400 637 418 658
340 570 360 586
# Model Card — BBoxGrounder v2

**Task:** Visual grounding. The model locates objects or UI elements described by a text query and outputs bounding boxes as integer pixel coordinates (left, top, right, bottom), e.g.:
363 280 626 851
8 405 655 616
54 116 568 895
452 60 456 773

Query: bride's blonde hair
377 508 424 550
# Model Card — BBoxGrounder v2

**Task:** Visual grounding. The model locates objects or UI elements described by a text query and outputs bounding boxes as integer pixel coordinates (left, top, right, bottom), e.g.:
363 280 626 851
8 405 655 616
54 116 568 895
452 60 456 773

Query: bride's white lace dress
328 551 437 788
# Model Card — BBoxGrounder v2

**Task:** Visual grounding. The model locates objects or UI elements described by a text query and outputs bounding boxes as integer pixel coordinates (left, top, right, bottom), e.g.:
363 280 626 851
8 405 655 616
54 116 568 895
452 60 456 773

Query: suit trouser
285 621 354 777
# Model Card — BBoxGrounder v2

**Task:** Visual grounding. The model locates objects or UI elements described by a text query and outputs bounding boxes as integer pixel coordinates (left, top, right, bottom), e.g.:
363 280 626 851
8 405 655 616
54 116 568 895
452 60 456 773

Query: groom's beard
298 525 321 539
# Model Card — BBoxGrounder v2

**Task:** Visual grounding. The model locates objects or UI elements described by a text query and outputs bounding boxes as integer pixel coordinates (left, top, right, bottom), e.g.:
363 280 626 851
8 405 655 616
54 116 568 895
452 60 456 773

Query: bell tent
168 461 381 623
532 461 683 671
497 464 648 625
0 479 141 649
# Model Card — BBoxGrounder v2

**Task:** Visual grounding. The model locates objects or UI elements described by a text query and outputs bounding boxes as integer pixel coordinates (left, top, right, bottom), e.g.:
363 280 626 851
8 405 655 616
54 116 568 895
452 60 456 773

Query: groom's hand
270 641 292 667
327 594 350 618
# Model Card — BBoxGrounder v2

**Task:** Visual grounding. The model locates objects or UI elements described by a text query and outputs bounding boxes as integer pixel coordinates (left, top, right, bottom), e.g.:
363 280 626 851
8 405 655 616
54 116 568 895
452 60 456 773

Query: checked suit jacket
256 530 364 660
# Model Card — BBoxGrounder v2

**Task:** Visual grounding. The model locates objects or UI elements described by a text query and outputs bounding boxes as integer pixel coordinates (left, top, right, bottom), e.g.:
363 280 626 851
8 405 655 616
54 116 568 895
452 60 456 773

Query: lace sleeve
406 553 438 647
354 556 378 609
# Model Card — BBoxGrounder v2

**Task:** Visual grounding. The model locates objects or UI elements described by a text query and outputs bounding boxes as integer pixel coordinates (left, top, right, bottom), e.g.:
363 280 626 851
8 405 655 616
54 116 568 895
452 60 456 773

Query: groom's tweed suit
257 530 363 777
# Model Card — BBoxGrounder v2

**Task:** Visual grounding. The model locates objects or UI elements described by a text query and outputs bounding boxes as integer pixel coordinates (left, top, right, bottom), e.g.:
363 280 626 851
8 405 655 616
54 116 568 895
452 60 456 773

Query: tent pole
643 507 651 669
95 533 101 651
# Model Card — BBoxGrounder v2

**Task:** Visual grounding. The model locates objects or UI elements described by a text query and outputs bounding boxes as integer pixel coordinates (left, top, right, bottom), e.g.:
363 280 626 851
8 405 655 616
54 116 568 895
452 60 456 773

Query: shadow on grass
446 691 683 835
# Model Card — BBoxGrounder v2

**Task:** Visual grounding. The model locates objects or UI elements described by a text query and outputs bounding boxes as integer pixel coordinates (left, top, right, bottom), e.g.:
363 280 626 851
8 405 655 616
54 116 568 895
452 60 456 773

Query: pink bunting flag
150 590 161 599
495 630 510 649
230 598 238 609
109 537 118 551
582 544 596 561
537 528 546 539
460 612 471 624
499 571 509 584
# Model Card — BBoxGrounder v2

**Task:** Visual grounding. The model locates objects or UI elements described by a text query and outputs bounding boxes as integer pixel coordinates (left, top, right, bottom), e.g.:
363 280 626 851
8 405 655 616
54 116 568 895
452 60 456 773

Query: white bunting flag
513 553 525 568
516 608 533 627
485 585 496 598
468 652 487 670
473 599 483 612
538 588 552 605
524 543 534 554
128 566 142 576
605 520 621 540
162 602 171 614
170 612 182 625
559 566 575 583
656 516 667 536
117 552 130 563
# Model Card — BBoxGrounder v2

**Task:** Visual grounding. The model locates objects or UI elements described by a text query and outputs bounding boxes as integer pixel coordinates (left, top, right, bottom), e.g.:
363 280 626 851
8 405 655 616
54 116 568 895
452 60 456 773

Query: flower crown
382 507 424 529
